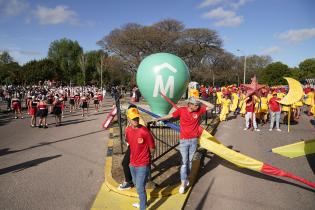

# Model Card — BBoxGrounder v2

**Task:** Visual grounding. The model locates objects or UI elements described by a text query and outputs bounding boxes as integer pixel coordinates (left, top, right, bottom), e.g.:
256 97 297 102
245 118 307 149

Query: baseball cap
187 97 201 105
127 107 140 120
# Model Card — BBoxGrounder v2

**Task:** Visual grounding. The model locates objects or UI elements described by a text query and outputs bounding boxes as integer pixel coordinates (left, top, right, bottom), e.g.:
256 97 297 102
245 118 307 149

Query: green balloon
137 53 190 116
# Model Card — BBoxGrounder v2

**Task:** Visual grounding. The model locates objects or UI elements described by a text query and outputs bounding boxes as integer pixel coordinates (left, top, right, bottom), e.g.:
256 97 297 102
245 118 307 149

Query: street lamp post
237 49 246 84
100 54 104 91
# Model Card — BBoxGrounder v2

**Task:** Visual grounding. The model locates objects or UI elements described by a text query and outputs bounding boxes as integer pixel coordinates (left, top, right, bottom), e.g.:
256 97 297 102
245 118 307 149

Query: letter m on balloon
153 63 177 98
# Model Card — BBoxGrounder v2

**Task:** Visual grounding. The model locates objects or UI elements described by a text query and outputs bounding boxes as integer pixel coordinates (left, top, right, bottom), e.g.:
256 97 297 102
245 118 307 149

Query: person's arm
195 98 214 111
155 113 173 122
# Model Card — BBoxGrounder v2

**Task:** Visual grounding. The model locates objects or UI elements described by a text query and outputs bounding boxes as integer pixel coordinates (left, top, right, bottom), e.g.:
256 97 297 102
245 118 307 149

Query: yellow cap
127 107 140 120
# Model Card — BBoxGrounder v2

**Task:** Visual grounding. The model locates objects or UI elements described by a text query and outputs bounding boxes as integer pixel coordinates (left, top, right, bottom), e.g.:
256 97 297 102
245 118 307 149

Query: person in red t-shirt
269 92 282 131
155 97 213 194
126 107 155 210
244 95 260 131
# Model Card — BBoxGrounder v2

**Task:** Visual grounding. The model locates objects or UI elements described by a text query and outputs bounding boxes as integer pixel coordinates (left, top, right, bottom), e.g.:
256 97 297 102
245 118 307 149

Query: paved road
0 97 114 210
185 113 315 210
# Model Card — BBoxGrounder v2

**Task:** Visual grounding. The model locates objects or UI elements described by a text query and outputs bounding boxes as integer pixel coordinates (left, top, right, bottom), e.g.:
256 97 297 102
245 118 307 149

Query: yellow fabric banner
272 139 315 158
198 130 264 172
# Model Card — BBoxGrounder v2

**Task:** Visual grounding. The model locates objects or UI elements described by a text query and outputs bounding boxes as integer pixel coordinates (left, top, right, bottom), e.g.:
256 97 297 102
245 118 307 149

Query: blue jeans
270 111 281 129
179 138 198 181
129 165 150 210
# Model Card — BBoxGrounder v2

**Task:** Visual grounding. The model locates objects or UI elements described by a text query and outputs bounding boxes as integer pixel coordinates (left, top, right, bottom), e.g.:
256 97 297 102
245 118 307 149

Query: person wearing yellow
230 89 239 114
267 90 273 102
292 99 303 119
257 92 269 125
304 88 314 116
216 88 223 113
219 93 231 121
189 88 199 99
239 90 246 117
277 88 286 99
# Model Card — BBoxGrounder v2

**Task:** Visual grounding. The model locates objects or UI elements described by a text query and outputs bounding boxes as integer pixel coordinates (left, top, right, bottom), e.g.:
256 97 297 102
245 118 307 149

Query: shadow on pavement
306 154 315 175
194 178 215 210
0 130 103 157
0 112 12 126
0 155 61 175
47 118 96 126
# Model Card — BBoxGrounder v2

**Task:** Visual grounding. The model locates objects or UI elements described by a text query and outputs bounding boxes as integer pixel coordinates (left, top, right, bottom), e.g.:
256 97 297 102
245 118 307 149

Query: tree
97 19 222 74
78 53 87 85
299 58 315 79
243 55 272 81
0 51 14 64
0 62 21 85
85 50 107 85
48 38 83 84
21 59 59 84
260 62 290 85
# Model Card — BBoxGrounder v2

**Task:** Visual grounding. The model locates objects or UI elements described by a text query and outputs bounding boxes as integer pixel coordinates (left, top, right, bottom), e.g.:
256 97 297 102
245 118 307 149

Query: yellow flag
199 130 264 172
272 139 315 158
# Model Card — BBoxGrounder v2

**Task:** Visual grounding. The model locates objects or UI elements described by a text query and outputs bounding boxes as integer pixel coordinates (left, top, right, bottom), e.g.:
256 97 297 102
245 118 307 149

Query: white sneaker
269 128 272 131
179 185 185 194
132 203 140 208
254 129 260 131
243 127 248 131
276 129 281 132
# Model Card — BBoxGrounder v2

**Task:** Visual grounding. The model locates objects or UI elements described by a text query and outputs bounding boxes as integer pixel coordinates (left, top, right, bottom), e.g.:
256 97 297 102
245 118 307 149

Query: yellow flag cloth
272 139 315 158
199 130 264 172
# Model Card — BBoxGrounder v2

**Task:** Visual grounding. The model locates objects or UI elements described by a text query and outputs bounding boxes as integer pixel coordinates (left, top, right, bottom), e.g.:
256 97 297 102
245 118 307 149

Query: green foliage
260 62 291 85
21 59 59 84
0 62 21 85
299 58 315 78
48 38 83 83
0 51 14 64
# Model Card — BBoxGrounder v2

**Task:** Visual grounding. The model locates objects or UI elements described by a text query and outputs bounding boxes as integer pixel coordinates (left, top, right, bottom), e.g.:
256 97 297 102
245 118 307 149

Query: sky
0 0 314 67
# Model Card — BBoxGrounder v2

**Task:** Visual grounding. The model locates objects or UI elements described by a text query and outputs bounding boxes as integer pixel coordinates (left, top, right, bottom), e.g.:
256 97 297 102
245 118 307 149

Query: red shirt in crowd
172 106 207 139
125 125 155 167
245 99 254 112
269 97 281 112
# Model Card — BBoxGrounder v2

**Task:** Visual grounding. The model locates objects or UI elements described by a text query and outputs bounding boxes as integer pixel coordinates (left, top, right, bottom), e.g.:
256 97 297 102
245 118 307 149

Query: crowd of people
0 85 108 128
190 83 315 131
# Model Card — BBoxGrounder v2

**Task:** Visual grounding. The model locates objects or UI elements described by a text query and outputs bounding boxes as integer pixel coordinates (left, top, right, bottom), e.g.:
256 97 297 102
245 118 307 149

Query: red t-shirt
269 97 281 112
172 106 207 139
125 125 155 167
245 100 254 112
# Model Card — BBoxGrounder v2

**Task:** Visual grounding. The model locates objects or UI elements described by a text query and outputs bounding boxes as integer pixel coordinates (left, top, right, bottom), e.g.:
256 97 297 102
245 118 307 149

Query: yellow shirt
277 92 285 99
260 97 268 112
189 88 199 98
304 91 314 106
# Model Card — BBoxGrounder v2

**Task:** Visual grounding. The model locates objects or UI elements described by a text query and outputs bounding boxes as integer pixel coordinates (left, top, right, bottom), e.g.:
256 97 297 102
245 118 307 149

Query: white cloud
230 0 249 9
33 5 78 25
0 0 29 16
261 46 281 55
203 7 243 27
278 28 315 43
198 0 249 9
198 0 224 8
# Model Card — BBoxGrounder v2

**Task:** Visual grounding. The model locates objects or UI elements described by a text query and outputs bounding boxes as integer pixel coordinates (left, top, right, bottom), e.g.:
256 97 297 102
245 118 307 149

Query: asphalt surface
185 113 315 210
0 97 114 210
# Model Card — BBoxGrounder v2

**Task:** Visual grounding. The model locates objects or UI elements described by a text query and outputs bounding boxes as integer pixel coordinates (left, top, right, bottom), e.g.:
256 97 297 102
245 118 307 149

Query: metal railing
147 120 180 162
115 92 218 163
